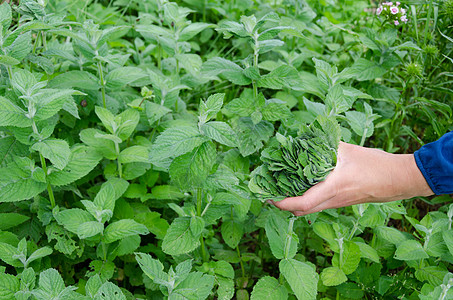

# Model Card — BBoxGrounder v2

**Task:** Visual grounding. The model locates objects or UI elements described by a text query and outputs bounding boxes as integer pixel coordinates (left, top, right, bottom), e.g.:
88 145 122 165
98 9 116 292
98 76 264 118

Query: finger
272 179 337 212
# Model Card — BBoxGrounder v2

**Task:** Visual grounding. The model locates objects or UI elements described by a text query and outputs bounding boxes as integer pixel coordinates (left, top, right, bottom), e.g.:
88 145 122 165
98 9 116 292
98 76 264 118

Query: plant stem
284 217 296 259
157 43 162 70
115 142 122 178
97 61 107 108
423 0 434 46
236 246 246 278
39 153 56 208
197 188 208 261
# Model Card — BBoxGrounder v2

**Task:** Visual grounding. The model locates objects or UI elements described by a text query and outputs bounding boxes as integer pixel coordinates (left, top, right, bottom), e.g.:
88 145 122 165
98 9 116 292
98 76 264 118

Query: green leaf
94 282 126 300
251 276 287 300
171 272 215 300
115 108 140 141
199 93 225 124
103 219 149 244
0 242 21 267
0 136 28 167
135 252 166 283
415 266 448 286
201 121 238 147
0 213 30 230
94 178 128 216
0 159 46 202
265 212 298 260
32 269 76 300
176 53 202 76
31 138 71 170
150 126 207 161
169 142 216 190
347 58 387 81
443 230 453 257
0 273 19 300
257 65 299 89
162 217 200 256
279 258 318 300
48 70 100 90
105 67 147 90
79 128 117 160
332 241 361 275
135 212 169 240
394 240 428 261
54 208 95 235
237 118 274 156
221 219 243 249
7 32 32 61
149 185 185 200
0 2 12 33
190 216 205 240
48 145 102 186
374 226 408 246
202 57 251 85
25 247 52 267
77 221 104 239
179 22 214 41
119 146 149 164
355 242 380 263
217 277 234 300
261 102 292 121
321 267 347 286
0 96 31 128
85 275 102 298
145 101 171 125
33 89 82 121
95 106 116 134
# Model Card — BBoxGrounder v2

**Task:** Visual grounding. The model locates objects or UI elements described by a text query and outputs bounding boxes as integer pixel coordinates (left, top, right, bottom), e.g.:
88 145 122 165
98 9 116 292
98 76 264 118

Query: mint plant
0 0 451 299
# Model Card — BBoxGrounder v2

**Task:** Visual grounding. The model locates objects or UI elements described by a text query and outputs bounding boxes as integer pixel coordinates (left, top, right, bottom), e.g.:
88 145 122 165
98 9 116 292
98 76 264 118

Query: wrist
399 154 434 198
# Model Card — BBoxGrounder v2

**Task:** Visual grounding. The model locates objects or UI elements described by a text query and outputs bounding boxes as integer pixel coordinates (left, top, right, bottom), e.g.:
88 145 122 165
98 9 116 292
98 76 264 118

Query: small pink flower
390 6 399 14
401 15 408 22
377 6 383 14
383 2 393 6
401 8 407 14
394 20 399 25
396 1 400 5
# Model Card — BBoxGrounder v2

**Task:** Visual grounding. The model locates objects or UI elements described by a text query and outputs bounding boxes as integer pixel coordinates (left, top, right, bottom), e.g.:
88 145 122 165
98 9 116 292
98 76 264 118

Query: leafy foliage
0 0 451 299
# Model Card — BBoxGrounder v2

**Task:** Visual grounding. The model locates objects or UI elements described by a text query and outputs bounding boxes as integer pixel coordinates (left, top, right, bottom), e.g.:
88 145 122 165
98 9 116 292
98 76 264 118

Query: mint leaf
201 121 238 147
321 267 347 286
31 138 71 170
251 276 287 300
169 142 216 190
48 145 102 186
150 126 207 161
0 96 31 128
279 258 318 300
103 219 149 244
0 273 19 299
162 217 201 256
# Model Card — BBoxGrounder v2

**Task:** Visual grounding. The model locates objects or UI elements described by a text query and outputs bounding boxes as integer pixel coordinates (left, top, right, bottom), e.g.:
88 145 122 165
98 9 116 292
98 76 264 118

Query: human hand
269 142 434 216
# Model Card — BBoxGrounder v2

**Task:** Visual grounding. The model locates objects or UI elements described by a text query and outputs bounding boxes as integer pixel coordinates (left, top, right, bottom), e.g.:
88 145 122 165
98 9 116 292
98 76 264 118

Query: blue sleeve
414 132 453 195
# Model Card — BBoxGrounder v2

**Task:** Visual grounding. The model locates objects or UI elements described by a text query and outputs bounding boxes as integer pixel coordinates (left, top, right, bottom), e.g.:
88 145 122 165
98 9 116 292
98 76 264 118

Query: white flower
394 20 399 25
396 1 401 5
390 6 399 14
401 15 408 22
401 8 407 14
377 6 383 15
383 2 393 6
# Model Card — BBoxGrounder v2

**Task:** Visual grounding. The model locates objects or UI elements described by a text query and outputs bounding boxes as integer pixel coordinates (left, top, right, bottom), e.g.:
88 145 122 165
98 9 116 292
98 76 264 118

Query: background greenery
0 0 452 299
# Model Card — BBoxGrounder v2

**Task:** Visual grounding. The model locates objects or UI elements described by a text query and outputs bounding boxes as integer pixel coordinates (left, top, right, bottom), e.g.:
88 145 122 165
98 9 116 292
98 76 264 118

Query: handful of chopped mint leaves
249 116 341 201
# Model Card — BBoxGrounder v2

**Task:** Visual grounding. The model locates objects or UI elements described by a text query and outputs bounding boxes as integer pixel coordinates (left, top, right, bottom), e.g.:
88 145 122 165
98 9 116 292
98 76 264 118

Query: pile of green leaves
249 116 340 200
